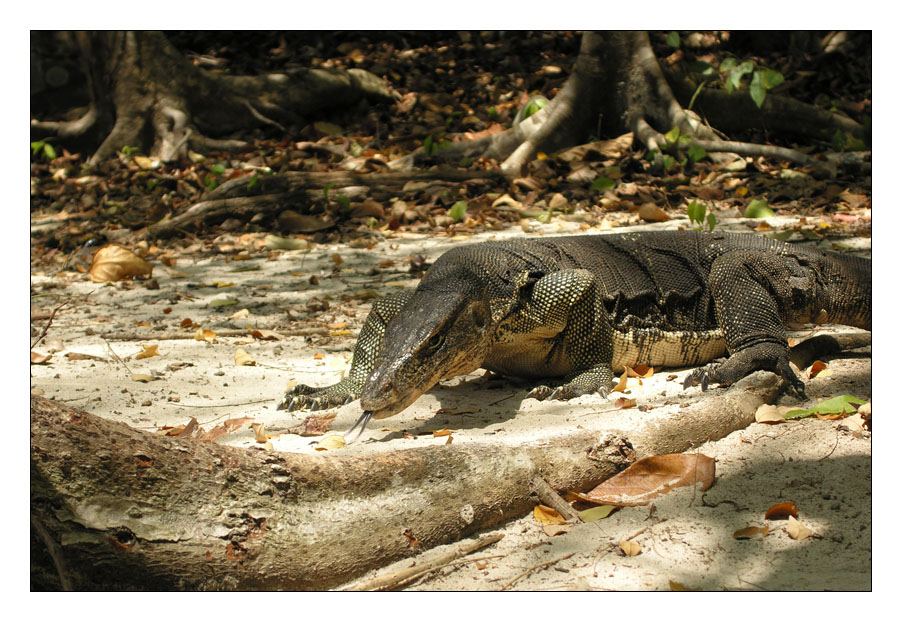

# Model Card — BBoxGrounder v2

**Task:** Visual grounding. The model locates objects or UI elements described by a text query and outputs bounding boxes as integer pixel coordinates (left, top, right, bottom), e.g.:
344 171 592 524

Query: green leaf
448 200 468 222
719 57 738 72
664 126 681 146
591 177 615 192
246 172 260 191
666 31 680 48
350 142 363 157
323 183 334 199
687 144 707 163
210 297 239 308
661 154 677 170
726 60 754 94
706 213 717 231
336 195 351 210
689 60 716 77
42 143 57 161
487 106 498 118
763 69 784 89
423 134 434 155
687 200 706 224
783 395 867 420
204 174 217 191
750 71 767 108
578 505 617 522
520 96 549 121
769 231 794 241
210 163 226 176
744 199 774 218
31 141 46 156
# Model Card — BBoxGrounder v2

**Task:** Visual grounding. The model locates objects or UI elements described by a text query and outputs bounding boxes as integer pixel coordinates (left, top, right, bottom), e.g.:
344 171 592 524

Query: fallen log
30 373 782 590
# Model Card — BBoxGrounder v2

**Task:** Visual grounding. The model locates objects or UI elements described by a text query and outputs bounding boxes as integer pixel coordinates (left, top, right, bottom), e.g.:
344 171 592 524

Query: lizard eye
426 334 444 351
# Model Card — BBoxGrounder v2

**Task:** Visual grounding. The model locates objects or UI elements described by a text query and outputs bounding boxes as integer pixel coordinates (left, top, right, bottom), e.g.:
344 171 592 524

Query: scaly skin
279 231 871 436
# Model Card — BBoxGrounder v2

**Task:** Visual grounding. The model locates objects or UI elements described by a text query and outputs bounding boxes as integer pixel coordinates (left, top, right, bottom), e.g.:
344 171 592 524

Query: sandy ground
29 218 873 591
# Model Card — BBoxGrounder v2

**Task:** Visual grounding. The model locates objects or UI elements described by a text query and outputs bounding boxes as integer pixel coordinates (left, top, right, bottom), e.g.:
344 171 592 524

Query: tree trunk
30 373 782 590
395 31 861 174
30 31 397 166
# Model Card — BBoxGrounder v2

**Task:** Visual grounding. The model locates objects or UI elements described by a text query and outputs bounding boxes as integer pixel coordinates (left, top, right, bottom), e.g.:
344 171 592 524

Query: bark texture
30 373 780 590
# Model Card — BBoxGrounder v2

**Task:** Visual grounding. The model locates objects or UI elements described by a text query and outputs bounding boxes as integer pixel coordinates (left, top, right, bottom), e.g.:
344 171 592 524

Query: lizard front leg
279 291 413 411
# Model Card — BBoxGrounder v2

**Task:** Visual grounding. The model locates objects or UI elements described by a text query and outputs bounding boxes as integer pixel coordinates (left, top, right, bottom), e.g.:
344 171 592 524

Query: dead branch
343 533 504 591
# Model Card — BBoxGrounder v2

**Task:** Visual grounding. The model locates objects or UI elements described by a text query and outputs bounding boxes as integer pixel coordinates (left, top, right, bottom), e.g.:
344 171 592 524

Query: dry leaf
577 453 715 506
200 417 255 442
193 328 217 342
638 202 670 222
135 344 159 360
786 515 812 540
612 368 629 393
234 348 256 366
31 351 52 364
669 580 701 591
630 365 654 378
251 422 267 443
543 524 572 537
614 397 637 409
65 352 104 361
229 308 251 320
432 428 454 437
250 329 284 341
315 434 346 451
733 526 770 540
754 404 795 424
765 501 800 520
808 360 828 378
533 504 567 525
620 540 641 557
131 373 153 383
89 245 153 282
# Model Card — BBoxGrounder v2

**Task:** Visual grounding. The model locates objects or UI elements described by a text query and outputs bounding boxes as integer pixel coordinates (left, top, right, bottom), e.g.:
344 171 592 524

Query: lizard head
359 281 494 421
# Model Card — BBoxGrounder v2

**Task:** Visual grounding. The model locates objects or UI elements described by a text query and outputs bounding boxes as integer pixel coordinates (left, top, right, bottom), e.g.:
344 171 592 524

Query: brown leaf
31 351 52 364
614 397 637 409
89 244 153 282
808 360 829 378
612 368 629 393
66 352 104 361
135 344 159 360
765 501 800 520
638 203 670 222
579 453 715 506
200 417 255 442
620 540 641 557
543 524 572 537
733 525 770 540
533 504 567 525
432 428 454 437
251 422 267 443
786 515 813 540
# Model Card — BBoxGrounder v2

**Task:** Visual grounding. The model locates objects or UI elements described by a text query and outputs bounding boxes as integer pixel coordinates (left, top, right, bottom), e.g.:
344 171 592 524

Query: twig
343 533 504 591
31 514 73 591
388 554 506 590
31 299 70 349
500 552 574 591
531 476 579 522
100 327 330 341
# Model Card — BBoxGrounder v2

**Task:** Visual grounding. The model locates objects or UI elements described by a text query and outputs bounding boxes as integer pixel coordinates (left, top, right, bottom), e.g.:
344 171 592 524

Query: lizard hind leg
683 250 811 397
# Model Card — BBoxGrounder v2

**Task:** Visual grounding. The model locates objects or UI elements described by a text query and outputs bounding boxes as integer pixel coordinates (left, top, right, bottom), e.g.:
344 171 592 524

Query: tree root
30 372 781 589
31 31 399 166
388 31 863 178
